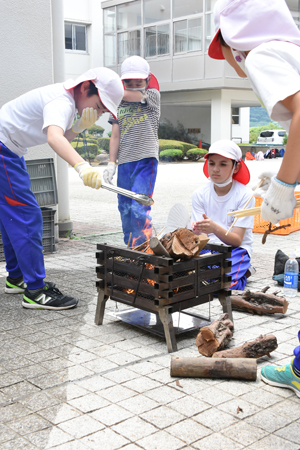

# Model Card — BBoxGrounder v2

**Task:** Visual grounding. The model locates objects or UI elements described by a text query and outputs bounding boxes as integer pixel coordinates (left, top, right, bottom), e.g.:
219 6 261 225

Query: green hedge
98 137 110 152
186 148 208 160
159 149 184 161
71 142 99 157
159 140 184 152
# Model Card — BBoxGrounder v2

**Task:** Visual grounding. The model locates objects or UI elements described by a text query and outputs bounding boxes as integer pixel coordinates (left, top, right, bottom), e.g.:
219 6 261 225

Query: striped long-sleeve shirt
108 89 160 165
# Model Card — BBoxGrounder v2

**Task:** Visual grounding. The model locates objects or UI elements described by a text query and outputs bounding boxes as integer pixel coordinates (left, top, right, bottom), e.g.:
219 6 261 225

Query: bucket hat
208 0 300 60
203 139 250 184
121 56 150 80
64 67 123 119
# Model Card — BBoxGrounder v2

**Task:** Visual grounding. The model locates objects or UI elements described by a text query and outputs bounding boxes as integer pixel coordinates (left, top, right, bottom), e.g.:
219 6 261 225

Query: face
76 82 109 118
221 45 247 78
207 154 238 183
123 79 147 89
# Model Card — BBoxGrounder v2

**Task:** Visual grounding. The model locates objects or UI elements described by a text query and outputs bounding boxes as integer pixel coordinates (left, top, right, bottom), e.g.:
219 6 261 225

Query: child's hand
261 178 296 224
72 108 98 134
191 214 213 235
103 162 117 184
74 162 102 189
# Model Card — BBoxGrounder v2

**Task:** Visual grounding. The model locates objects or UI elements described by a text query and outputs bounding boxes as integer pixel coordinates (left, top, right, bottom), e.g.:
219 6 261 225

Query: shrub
71 142 99 157
159 149 184 161
186 148 208 161
98 137 110 152
87 124 104 136
158 119 193 143
159 139 184 152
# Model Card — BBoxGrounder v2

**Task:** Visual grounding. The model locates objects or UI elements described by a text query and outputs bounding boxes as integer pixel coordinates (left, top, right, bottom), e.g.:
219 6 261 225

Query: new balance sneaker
22 284 78 310
5 276 27 294
261 361 300 398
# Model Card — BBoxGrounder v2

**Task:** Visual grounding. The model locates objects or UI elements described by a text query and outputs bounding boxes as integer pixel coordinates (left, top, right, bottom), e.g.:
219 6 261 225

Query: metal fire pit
95 242 233 353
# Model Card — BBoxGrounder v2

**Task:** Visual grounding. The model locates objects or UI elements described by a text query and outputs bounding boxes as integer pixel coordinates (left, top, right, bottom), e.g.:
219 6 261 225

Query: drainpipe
51 0 73 237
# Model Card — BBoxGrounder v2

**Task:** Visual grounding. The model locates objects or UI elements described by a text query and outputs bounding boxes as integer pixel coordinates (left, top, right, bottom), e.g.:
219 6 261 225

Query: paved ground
1 159 300 450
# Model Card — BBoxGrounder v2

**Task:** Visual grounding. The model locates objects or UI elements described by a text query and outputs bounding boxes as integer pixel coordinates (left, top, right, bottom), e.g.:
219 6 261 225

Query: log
231 287 288 315
212 334 278 359
149 237 170 257
170 357 257 381
160 228 209 261
195 313 234 357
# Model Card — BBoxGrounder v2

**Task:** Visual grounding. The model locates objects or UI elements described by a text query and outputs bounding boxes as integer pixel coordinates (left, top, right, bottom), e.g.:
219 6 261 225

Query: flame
132 213 152 249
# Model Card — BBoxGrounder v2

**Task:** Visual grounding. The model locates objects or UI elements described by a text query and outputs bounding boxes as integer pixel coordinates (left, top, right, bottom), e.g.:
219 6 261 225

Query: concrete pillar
211 90 232 143
51 0 73 237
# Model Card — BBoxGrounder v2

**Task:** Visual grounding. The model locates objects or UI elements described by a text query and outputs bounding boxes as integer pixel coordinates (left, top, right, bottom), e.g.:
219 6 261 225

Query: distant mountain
250 107 279 127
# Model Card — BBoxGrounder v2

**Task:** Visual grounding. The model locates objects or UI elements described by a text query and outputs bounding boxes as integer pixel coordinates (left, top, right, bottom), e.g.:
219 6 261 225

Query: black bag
273 249 300 288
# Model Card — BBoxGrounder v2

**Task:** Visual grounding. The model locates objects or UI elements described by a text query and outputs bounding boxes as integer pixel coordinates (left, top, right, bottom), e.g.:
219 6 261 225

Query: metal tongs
101 183 154 206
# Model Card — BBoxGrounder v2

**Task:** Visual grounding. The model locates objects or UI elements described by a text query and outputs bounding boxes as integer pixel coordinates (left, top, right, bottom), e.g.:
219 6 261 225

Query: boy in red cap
208 0 300 398
103 55 160 246
191 139 255 291
0 67 123 310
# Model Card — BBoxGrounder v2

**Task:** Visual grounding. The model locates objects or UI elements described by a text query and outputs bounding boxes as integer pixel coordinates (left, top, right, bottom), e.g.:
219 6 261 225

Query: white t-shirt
191 180 254 256
0 83 76 157
245 40 300 132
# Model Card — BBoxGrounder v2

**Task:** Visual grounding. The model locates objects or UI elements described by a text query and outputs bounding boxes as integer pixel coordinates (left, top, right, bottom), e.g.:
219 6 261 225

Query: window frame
232 107 240 125
173 14 203 56
144 22 170 58
64 22 88 53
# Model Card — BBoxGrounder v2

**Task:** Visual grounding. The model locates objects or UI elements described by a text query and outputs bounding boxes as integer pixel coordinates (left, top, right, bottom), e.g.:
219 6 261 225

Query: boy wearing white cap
191 140 255 291
103 55 160 246
0 67 123 310
208 0 300 397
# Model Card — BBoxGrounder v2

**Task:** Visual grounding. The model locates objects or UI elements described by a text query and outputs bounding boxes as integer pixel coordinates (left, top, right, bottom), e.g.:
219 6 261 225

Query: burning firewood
231 286 288 315
160 228 209 261
212 334 278 359
195 313 234 357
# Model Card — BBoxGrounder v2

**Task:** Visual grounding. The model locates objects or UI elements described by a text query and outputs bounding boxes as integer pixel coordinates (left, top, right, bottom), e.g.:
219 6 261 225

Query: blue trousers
117 158 158 246
0 142 45 289
201 246 251 291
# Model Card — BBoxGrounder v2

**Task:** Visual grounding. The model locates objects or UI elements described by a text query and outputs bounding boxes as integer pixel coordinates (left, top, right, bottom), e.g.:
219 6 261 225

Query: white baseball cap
64 67 124 119
208 0 300 60
121 56 150 80
203 139 250 184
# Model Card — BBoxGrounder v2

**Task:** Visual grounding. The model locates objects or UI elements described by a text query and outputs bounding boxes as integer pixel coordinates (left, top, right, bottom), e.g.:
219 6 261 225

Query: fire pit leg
158 308 178 353
218 290 233 323
95 291 109 325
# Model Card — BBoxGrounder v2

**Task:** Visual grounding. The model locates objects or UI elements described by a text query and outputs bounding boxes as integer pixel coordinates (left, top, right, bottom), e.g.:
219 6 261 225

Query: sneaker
261 360 300 398
5 276 27 294
246 265 256 278
22 284 78 310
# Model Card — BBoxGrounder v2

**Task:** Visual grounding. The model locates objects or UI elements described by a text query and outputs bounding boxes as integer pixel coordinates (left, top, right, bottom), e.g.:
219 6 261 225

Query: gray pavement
1 159 300 449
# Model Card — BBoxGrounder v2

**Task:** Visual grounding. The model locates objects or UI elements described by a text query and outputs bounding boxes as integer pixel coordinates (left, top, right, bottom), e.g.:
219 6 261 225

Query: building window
144 0 170 24
118 30 141 63
174 17 202 54
145 24 170 57
117 0 142 30
204 0 217 51
232 107 240 125
65 23 87 52
173 0 203 19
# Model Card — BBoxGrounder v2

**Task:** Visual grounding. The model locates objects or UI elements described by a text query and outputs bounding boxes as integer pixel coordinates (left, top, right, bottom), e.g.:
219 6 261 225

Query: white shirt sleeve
42 98 75 135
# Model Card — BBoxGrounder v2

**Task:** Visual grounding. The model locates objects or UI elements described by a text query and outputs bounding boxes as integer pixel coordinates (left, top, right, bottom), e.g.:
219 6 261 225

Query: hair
75 81 98 97
218 31 229 48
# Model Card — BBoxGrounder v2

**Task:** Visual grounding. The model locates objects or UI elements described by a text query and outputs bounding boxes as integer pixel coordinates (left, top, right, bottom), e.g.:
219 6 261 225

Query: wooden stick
225 179 265 235
127 232 132 249
156 226 166 238
229 197 300 219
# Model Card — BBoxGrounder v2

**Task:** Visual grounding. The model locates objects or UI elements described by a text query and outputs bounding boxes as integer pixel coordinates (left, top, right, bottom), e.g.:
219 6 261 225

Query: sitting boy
191 140 255 291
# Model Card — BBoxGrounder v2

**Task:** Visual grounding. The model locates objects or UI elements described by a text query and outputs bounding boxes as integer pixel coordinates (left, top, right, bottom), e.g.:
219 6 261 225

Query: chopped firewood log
231 286 288 315
170 356 257 381
212 334 278 359
195 313 234 357
149 237 170 257
160 228 209 261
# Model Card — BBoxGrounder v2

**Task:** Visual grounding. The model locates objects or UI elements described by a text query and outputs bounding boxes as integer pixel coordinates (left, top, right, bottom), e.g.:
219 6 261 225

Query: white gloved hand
261 177 297 224
74 162 102 189
103 162 117 184
254 171 277 198
72 108 98 134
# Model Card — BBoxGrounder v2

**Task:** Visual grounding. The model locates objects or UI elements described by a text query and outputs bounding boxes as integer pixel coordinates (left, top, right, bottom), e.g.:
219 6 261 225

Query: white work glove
103 162 117 184
74 162 102 189
254 171 277 198
72 108 98 134
261 177 297 224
